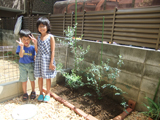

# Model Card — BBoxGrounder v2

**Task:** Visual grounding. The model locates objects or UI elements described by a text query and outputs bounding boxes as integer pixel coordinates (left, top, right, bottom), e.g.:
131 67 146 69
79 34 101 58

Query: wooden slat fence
1 6 160 50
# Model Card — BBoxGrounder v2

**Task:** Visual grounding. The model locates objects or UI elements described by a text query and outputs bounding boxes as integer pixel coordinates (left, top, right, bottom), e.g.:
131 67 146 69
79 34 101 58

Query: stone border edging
42 89 98 120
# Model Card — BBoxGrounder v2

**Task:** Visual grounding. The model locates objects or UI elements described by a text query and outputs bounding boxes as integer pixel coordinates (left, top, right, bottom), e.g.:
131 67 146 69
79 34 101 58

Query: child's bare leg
30 81 36 99
22 81 27 93
46 79 51 96
38 78 43 95
30 81 35 92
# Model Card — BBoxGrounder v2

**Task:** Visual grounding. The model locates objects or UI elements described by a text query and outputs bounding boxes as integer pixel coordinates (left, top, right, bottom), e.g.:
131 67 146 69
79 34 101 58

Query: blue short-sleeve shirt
16 45 35 64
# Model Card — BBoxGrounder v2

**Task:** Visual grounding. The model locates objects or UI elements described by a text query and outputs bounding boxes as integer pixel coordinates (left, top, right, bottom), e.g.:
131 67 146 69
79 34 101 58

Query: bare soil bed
51 82 124 120
51 82 155 120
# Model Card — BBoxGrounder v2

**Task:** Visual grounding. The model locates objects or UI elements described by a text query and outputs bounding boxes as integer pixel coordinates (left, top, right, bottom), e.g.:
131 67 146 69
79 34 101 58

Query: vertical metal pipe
101 16 105 65
75 0 77 35
74 0 77 69
24 0 26 14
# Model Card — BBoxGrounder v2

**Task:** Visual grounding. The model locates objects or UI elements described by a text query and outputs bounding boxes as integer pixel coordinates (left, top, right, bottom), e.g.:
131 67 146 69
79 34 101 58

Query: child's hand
16 38 24 47
29 35 37 44
49 63 56 71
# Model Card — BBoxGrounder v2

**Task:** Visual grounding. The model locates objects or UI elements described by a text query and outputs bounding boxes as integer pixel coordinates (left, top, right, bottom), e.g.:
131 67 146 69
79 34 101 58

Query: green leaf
115 93 121 95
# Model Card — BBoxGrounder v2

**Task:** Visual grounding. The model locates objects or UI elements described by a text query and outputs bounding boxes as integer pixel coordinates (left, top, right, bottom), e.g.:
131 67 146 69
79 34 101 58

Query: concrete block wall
55 37 160 112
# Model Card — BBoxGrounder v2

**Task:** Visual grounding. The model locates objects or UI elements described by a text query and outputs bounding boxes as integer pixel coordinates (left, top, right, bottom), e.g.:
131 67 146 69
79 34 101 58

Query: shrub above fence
1 6 160 50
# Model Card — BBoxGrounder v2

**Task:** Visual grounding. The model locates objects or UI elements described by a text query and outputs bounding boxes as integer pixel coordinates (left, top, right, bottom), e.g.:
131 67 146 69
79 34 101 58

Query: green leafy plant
103 84 128 109
13 54 20 63
57 23 90 89
57 21 127 109
4 51 12 56
3 52 19 64
85 55 124 99
56 60 63 71
83 92 92 97
58 24 89 71
142 96 160 120
62 69 84 89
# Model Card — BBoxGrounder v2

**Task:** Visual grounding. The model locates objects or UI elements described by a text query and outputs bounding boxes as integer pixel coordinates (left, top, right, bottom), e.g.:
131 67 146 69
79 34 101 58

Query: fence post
71 11 74 27
3 18 6 29
36 14 39 33
63 12 66 37
132 0 135 7
13 17 15 30
2 18 3 29
82 1 85 11
66 3 68 13
11 18 13 30
110 7 117 43
81 10 86 39
156 28 160 50
48 13 51 33
28 15 30 31
32 15 34 32
48 13 51 20
6 18 8 30
13 17 16 30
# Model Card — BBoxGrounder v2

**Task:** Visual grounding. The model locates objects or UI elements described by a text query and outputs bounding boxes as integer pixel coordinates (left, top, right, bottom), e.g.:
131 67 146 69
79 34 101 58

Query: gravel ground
0 90 85 120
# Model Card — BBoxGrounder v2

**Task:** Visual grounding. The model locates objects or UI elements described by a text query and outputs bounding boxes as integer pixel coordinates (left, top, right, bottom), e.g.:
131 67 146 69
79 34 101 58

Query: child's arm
16 38 24 58
49 35 56 70
19 46 24 58
29 35 38 53
34 56 36 61
33 46 36 61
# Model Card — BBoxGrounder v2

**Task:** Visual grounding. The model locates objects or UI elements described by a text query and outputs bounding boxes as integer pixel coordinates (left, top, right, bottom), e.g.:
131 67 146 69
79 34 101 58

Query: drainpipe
23 0 26 14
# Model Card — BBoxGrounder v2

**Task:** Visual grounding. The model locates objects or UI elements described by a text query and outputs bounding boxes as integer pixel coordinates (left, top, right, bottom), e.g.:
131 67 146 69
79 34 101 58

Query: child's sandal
44 95 50 103
30 91 36 99
22 93 28 101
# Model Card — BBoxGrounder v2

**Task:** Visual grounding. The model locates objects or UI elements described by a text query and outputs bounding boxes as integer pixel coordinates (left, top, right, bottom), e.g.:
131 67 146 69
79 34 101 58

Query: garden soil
51 82 124 120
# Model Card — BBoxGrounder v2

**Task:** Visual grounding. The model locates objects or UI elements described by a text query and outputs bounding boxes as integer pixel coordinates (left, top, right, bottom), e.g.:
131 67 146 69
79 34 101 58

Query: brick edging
42 89 98 120
112 108 133 120
112 99 136 120
43 89 137 120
